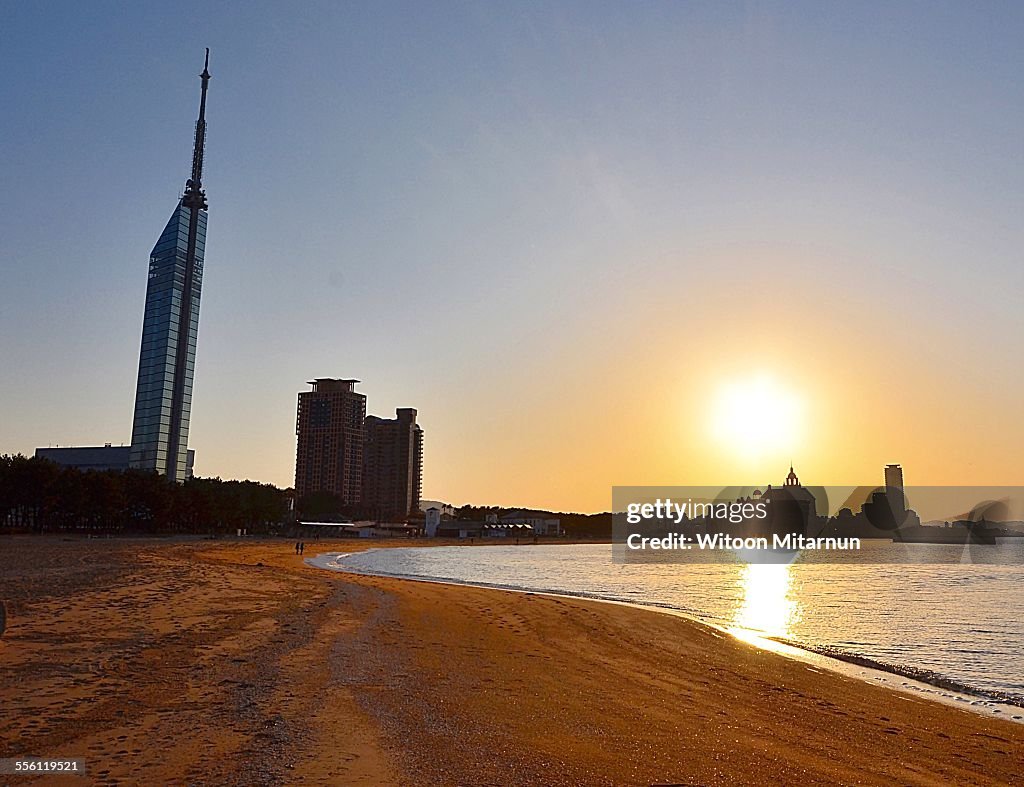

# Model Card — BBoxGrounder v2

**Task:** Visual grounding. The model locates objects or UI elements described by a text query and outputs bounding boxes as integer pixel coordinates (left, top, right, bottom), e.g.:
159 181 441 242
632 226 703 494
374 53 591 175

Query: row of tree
0 454 288 534
1 453 613 537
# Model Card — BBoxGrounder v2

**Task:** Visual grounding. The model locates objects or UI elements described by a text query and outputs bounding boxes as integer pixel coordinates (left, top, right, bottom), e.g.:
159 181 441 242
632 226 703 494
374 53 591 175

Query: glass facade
128 200 206 481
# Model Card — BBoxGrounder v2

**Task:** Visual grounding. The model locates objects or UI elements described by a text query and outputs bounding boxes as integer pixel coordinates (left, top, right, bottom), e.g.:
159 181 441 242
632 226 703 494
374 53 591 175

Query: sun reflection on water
728 562 801 646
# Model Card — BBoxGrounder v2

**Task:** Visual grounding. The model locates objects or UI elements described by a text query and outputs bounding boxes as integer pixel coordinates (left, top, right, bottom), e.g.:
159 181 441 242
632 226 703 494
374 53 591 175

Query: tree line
0 454 289 535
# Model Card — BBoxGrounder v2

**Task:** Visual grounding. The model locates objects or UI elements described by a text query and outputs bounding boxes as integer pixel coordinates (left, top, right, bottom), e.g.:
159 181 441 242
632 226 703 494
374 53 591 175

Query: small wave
766 638 1024 709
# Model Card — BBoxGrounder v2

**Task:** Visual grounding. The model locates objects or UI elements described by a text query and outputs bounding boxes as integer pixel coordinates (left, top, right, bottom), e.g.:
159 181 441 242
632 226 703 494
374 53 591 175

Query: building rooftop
307 378 361 392
308 378 361 383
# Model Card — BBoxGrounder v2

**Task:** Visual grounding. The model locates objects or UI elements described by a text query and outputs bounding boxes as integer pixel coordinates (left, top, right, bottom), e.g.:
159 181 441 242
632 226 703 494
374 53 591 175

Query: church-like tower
129 51 211 482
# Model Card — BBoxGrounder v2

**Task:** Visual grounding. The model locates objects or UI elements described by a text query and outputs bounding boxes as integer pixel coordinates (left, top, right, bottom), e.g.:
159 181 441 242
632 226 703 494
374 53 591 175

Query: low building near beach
431 518 534 539
35 445 195 477
499 510 562 536
425 507 561 538
299 520 417 538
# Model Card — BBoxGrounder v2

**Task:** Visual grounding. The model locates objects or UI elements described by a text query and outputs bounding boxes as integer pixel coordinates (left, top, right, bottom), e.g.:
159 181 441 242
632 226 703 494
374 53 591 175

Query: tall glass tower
129 51 211 482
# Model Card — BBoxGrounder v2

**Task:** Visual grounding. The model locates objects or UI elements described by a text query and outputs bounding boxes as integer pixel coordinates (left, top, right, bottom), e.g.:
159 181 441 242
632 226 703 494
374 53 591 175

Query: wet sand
1 537 1022 785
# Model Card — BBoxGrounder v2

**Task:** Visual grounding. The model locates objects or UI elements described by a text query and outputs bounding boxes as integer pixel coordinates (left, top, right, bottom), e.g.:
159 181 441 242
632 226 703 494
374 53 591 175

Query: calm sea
316 541 1024 706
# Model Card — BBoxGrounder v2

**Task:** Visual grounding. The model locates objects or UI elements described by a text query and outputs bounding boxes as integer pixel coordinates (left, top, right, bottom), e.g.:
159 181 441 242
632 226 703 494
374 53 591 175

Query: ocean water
317 541 1024 706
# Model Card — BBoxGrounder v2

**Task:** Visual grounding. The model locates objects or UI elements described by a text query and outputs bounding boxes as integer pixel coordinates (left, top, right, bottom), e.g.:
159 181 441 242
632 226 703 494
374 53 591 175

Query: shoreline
309 547 1024 722
3 536 1023 785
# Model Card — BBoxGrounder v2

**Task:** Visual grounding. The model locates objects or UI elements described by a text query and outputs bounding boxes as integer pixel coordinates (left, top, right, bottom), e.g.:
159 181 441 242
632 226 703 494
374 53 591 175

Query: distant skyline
2 2 1023 512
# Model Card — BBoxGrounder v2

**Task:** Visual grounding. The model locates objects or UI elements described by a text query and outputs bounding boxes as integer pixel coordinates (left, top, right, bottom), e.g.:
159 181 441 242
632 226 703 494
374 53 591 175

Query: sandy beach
1 537 1022 786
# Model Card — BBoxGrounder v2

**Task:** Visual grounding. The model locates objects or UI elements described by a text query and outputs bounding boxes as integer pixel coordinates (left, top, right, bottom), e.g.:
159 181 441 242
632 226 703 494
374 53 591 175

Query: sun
711 376 803 459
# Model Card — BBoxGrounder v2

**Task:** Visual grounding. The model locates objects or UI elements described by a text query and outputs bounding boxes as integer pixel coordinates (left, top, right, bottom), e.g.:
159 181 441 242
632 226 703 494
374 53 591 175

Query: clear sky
2 1 1022 512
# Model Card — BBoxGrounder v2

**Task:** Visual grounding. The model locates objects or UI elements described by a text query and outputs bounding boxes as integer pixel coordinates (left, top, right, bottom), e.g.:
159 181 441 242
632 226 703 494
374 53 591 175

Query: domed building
760 465 819 534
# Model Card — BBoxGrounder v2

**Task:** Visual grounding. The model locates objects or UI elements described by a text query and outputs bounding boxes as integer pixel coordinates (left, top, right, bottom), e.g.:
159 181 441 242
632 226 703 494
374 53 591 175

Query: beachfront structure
294 379 367 505
35 445 194 477
431 518 534 539
499 509 562 536
363 408 423 521
298 521 417 538
129 51 212 483
424 507 560 538
424 507 442 537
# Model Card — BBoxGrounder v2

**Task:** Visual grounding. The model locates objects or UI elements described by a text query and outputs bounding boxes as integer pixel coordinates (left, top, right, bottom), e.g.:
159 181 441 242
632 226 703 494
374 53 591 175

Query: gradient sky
2 2 1023 512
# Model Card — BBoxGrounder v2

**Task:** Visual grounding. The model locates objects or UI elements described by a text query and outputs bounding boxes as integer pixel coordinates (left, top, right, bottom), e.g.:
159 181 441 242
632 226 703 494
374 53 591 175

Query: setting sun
711 376 804 460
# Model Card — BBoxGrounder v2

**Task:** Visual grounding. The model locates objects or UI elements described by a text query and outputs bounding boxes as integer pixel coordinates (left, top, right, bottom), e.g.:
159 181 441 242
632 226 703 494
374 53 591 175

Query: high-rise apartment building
884 464 904 492
884 463 906 516
294 379 367 505
363 408 423 521
129 51 212 482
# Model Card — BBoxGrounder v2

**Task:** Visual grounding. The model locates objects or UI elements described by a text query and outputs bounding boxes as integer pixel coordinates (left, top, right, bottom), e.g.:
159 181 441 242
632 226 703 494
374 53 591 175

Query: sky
2 1 1023 512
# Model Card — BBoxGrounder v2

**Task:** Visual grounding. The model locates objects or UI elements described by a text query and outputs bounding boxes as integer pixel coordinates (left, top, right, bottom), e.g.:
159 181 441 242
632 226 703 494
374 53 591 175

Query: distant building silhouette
758 465 819 536
884 463 906 517
35 445 194 477
294 379 367 506
862 462 913 532
363 408 423 521
129 51 212 482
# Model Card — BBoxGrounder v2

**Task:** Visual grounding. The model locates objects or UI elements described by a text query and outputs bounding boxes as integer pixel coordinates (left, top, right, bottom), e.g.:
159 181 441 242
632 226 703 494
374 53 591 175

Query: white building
499 509 562 536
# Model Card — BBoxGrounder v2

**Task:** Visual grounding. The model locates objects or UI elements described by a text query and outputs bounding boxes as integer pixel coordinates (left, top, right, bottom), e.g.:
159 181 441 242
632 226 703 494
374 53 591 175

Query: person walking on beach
299 542 305 555
295 542 300 555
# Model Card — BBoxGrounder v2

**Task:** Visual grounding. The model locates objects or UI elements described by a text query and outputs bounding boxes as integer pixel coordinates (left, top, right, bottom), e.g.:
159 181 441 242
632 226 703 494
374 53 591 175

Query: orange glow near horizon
181 246 1023 512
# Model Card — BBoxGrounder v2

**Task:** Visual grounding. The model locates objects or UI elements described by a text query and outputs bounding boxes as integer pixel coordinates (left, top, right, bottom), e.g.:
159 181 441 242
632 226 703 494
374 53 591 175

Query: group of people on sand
294 542 305 555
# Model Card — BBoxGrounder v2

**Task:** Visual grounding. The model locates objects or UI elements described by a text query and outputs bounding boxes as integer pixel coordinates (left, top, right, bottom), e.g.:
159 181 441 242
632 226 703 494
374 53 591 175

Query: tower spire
184 48 211 210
